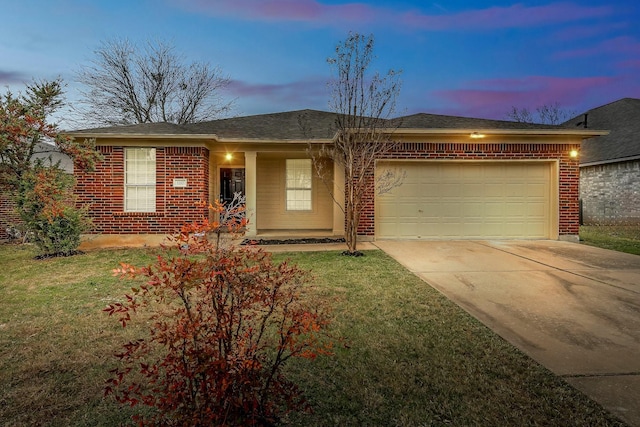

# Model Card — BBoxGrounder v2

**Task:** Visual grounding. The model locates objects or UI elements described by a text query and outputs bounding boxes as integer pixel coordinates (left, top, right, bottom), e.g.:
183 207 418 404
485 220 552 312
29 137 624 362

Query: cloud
0 70 28 85
172 1 612 31
555 36 640 59
224 77 328 109
174 0 376 26
432 75 616 119
551 21 628 42
400 3 612 30
618 59 640 70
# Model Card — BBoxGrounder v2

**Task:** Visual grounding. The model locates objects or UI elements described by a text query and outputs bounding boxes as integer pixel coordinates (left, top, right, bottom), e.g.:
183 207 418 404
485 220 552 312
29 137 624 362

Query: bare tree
311 32 403 256
76 39 234 126
507 102 575 125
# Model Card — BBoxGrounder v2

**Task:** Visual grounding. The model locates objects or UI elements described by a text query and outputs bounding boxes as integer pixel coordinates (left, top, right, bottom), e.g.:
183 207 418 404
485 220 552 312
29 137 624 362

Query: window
285 159 312 211
125 147 156 212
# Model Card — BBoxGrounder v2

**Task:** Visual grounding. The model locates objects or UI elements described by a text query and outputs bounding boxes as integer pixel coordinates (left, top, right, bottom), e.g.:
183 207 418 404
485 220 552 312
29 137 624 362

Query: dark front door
220 168 245 204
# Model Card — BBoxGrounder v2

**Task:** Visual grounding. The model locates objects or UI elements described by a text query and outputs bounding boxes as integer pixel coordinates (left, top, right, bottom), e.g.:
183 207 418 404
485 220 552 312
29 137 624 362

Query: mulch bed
241 237 346 246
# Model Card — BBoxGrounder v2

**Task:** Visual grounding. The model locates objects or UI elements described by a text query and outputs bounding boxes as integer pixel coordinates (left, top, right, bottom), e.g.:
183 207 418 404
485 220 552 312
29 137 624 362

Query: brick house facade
0 189 19 240
67 110 602 245
74 146 210 234
579 160 640 224
356 142 581 237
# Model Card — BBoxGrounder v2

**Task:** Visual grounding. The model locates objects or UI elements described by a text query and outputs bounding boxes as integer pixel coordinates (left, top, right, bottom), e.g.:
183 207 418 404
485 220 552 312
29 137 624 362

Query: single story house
66 109 605 245
564 98 640 225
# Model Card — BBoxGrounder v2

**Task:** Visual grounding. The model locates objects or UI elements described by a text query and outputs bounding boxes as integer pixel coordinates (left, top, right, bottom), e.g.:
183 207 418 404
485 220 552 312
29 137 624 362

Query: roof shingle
564 98 640 165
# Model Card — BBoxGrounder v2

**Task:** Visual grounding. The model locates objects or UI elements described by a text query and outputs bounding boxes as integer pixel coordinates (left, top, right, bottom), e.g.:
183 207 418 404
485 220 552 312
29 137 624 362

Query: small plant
104 195 332 426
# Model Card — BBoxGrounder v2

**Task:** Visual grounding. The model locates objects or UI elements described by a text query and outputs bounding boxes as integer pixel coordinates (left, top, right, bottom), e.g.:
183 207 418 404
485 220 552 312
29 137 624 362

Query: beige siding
257 154 333 230
376 161 555 239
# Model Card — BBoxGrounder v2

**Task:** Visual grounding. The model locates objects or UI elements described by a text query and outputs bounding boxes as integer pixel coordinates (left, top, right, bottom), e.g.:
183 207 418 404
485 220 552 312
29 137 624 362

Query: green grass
0 244 627 426
580 225 640 255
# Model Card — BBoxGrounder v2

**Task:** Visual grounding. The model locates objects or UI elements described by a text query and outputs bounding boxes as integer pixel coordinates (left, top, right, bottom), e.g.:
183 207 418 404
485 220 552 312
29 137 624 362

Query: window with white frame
285 159 312 211
124 147 156 212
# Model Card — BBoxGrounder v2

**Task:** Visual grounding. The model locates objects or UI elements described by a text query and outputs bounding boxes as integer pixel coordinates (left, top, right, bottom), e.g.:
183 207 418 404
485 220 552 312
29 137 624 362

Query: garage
375 161 557 239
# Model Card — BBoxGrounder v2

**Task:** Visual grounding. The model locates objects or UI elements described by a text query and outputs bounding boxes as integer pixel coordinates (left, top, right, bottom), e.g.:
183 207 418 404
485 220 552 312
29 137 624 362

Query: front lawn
580 225 640 255
0 244 626 426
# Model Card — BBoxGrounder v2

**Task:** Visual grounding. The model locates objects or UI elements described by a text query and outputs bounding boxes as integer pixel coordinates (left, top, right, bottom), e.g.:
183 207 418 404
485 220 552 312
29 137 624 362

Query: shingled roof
564 98 640 166
70 108 579 140
186 109 338 140
398 112 569 130
73 121 194 135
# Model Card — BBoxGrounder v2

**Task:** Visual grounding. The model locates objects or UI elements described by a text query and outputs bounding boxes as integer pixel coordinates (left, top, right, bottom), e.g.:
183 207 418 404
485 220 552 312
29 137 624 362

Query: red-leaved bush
104 196 333 426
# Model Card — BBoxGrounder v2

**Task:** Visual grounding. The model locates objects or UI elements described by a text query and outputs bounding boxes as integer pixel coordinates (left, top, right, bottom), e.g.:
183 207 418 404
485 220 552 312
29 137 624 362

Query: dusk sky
2 0 639 127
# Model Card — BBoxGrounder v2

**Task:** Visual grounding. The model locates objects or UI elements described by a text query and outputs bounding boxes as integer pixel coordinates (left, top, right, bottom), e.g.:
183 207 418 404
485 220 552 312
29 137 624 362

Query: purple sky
1 0 639 125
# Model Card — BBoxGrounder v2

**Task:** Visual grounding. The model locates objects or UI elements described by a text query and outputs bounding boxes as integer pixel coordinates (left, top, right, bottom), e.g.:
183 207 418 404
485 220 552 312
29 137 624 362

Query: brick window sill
113 212 165 217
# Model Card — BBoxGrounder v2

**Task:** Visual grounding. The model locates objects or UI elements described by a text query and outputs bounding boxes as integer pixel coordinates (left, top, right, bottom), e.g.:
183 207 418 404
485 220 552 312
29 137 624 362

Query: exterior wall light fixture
225 153 233 161
470 132 486 139
569 149 579 158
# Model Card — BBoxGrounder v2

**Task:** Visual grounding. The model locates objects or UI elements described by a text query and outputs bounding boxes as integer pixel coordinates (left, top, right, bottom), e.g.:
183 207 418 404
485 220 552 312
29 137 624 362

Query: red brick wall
0 189 20 240
356 141 580 237
75 146 210 234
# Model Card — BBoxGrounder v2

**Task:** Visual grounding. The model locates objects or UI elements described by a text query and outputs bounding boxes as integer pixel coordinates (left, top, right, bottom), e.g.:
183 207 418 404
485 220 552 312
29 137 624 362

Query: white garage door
376 162 554 239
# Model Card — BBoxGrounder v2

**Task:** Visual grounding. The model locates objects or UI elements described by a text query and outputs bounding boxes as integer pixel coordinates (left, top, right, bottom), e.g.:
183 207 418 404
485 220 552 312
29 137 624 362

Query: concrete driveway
375 240 640 427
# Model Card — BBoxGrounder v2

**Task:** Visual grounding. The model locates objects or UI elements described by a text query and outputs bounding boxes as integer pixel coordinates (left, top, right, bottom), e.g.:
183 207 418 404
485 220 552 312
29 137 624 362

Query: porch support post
244 151 257 236
332 163 345 236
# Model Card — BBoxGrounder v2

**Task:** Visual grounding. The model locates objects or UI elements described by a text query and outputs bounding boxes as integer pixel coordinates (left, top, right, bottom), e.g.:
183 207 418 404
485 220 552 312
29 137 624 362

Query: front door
220 168 245 205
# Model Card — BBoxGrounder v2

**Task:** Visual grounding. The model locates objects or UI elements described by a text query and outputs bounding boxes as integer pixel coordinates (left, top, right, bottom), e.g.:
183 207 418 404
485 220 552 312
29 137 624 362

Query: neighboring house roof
29 143 73 173
563 98 640 166
68 109 605 142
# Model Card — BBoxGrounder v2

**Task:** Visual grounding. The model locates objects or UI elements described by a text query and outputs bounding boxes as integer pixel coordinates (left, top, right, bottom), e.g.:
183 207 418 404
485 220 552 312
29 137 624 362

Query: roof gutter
581 154 640 167
65 128 609 142
391 128 609 138
64 132 219 140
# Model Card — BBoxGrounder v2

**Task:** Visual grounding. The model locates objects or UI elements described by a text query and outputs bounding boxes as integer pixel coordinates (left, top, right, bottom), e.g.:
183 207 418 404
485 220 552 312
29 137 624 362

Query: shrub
15 166 90 257
105 197 332 426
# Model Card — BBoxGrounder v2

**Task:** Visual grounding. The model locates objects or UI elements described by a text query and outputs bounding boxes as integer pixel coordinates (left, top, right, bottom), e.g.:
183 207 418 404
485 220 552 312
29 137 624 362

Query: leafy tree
507 102 575 125
0 79 99 183
313 32 403 256
77 38 234 126
16 166 91 256
0 79 100 255
105 196 333 426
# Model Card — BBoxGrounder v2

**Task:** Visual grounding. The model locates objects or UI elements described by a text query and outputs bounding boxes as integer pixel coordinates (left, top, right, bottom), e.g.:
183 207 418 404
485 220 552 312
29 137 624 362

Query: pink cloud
400 3 612 30
555 36 640 59
175 0 377 25
432 75 617 119
551 21 628 42
0 70 28 84
224 77 327 105
172 1 612 30
618 59 640 70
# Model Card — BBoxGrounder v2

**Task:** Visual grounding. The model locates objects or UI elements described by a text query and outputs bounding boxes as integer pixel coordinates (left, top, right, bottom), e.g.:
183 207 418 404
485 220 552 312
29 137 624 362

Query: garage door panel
396 182 421 196
528 202 547 216
527 183 547 197
376 162 552 239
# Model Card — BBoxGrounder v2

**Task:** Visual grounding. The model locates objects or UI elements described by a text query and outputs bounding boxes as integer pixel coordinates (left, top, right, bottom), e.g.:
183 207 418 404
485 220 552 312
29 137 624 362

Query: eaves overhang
580 154 640 168
64 132 217 140
64 128 609 144
64 131 336 144
390 128 610 139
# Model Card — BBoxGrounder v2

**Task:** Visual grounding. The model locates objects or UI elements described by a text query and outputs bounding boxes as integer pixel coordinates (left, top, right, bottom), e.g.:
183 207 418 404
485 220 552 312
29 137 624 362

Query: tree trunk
345 201 359 255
